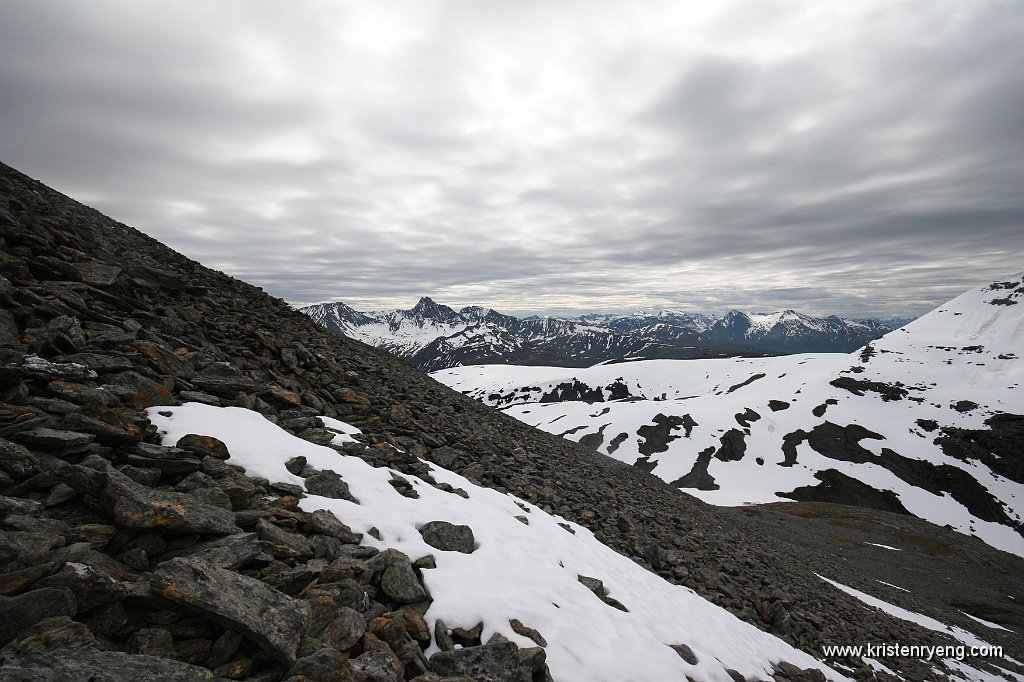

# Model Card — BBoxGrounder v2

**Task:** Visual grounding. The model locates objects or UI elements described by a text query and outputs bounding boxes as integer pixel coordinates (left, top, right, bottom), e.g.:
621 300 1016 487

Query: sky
1 1 1021 319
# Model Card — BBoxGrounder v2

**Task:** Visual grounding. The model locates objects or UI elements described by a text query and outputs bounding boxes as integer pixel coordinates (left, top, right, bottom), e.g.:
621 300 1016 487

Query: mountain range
302 298 906 371
1 160 1021 681
433 274 1024 557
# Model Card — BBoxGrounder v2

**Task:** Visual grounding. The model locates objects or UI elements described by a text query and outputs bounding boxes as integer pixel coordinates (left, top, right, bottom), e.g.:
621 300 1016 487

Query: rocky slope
0 161 1021 681
434 275 1024 558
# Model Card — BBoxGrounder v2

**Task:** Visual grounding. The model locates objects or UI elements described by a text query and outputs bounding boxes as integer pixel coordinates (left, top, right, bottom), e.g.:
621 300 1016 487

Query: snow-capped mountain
433 274 1024 557
301 297 898 370
302 297 773 370
703 309 897 353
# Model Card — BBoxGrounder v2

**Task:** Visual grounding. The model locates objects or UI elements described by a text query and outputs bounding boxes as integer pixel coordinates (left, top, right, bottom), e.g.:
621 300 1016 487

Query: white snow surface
817 574 993 650
959 611 1015 633
432 274 1024 556
147 403 846 682
817 575 1020 682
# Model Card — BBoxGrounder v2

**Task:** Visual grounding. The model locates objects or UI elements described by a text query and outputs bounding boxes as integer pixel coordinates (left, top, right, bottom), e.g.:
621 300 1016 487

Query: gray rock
304 470 359 503
670 642 699 665
418 520 476 554
256 519 314 559
103 370 173 407
350 649 402 682
0 307 19 346
17 354 97 381
125 627 177 658
508 618 546 647
286 647 356 681
0 648 215 680
103 469 238 535
428 640 530 682
151 557 310 665
126 442 201 474
77 263 122 287
373 551 428 605
175 433 230 460
433 618 454 652
0 439 41 480
192 362 258 398
307 596 365 651
2 615 98 654
12 427 95 449
172 532 262 569
306 508 362 544
32 551 134 612
0 587 77 646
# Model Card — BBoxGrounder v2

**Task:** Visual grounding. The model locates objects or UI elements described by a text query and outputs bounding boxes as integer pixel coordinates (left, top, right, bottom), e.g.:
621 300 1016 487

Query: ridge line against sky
1 0 1022 318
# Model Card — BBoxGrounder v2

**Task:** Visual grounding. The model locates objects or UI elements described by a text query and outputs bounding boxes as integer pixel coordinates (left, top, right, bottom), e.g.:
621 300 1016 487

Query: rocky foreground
0 161 1021 681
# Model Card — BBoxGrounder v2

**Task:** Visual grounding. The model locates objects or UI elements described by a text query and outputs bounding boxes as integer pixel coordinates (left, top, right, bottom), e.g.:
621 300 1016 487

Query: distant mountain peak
301 297 901 370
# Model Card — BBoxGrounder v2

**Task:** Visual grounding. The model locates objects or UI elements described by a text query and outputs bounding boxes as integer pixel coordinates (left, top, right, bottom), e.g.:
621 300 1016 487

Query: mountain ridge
302 298 901 371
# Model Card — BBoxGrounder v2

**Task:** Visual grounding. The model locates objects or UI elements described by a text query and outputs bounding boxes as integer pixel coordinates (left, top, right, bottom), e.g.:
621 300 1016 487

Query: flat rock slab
151 557 309 665
429 640 530 682
103 470 237 535
0 649 214 681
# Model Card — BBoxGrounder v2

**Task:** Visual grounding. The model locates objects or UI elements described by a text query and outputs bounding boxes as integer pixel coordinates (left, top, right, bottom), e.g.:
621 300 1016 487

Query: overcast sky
1 1 1021 318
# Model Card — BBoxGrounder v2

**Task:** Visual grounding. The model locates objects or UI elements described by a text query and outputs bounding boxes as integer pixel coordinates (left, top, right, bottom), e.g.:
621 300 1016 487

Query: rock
206 628 244 668
670 642 699 665
168 532 262 569
3 615 98 654
306 594 366 651
127 442 201 474
104 370 173 407
508 618 546 647
304 470 359 503
0 648 218 680
433 618 454 652
125 263 187 291
428 640 530 682
350 649 403 682
11 427 95 449
418 521 476 554
175 433 230 460
372 551 428 605
125 627 177 658
305 508 362 544
32 551 135 611
76 262 122 287
0 587 77 646
103 469 238 535
0 307 19 346
0 438 41 480
192 363 258 398
17 354 97 381
151 557 310 665
135 340 194 378
256 519 314 559
83 600 146 638
286 647 355 682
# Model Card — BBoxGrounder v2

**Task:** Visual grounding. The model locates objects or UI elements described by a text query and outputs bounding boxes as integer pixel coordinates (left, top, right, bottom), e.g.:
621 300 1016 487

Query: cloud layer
2 0 1021 318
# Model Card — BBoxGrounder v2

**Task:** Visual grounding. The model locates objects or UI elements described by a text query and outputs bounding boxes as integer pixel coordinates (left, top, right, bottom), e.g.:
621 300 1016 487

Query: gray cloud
1 0 1021 320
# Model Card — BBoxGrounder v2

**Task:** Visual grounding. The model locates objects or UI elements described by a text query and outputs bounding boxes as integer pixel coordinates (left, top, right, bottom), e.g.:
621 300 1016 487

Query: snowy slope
433 274 1024 557
147 403 846 682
